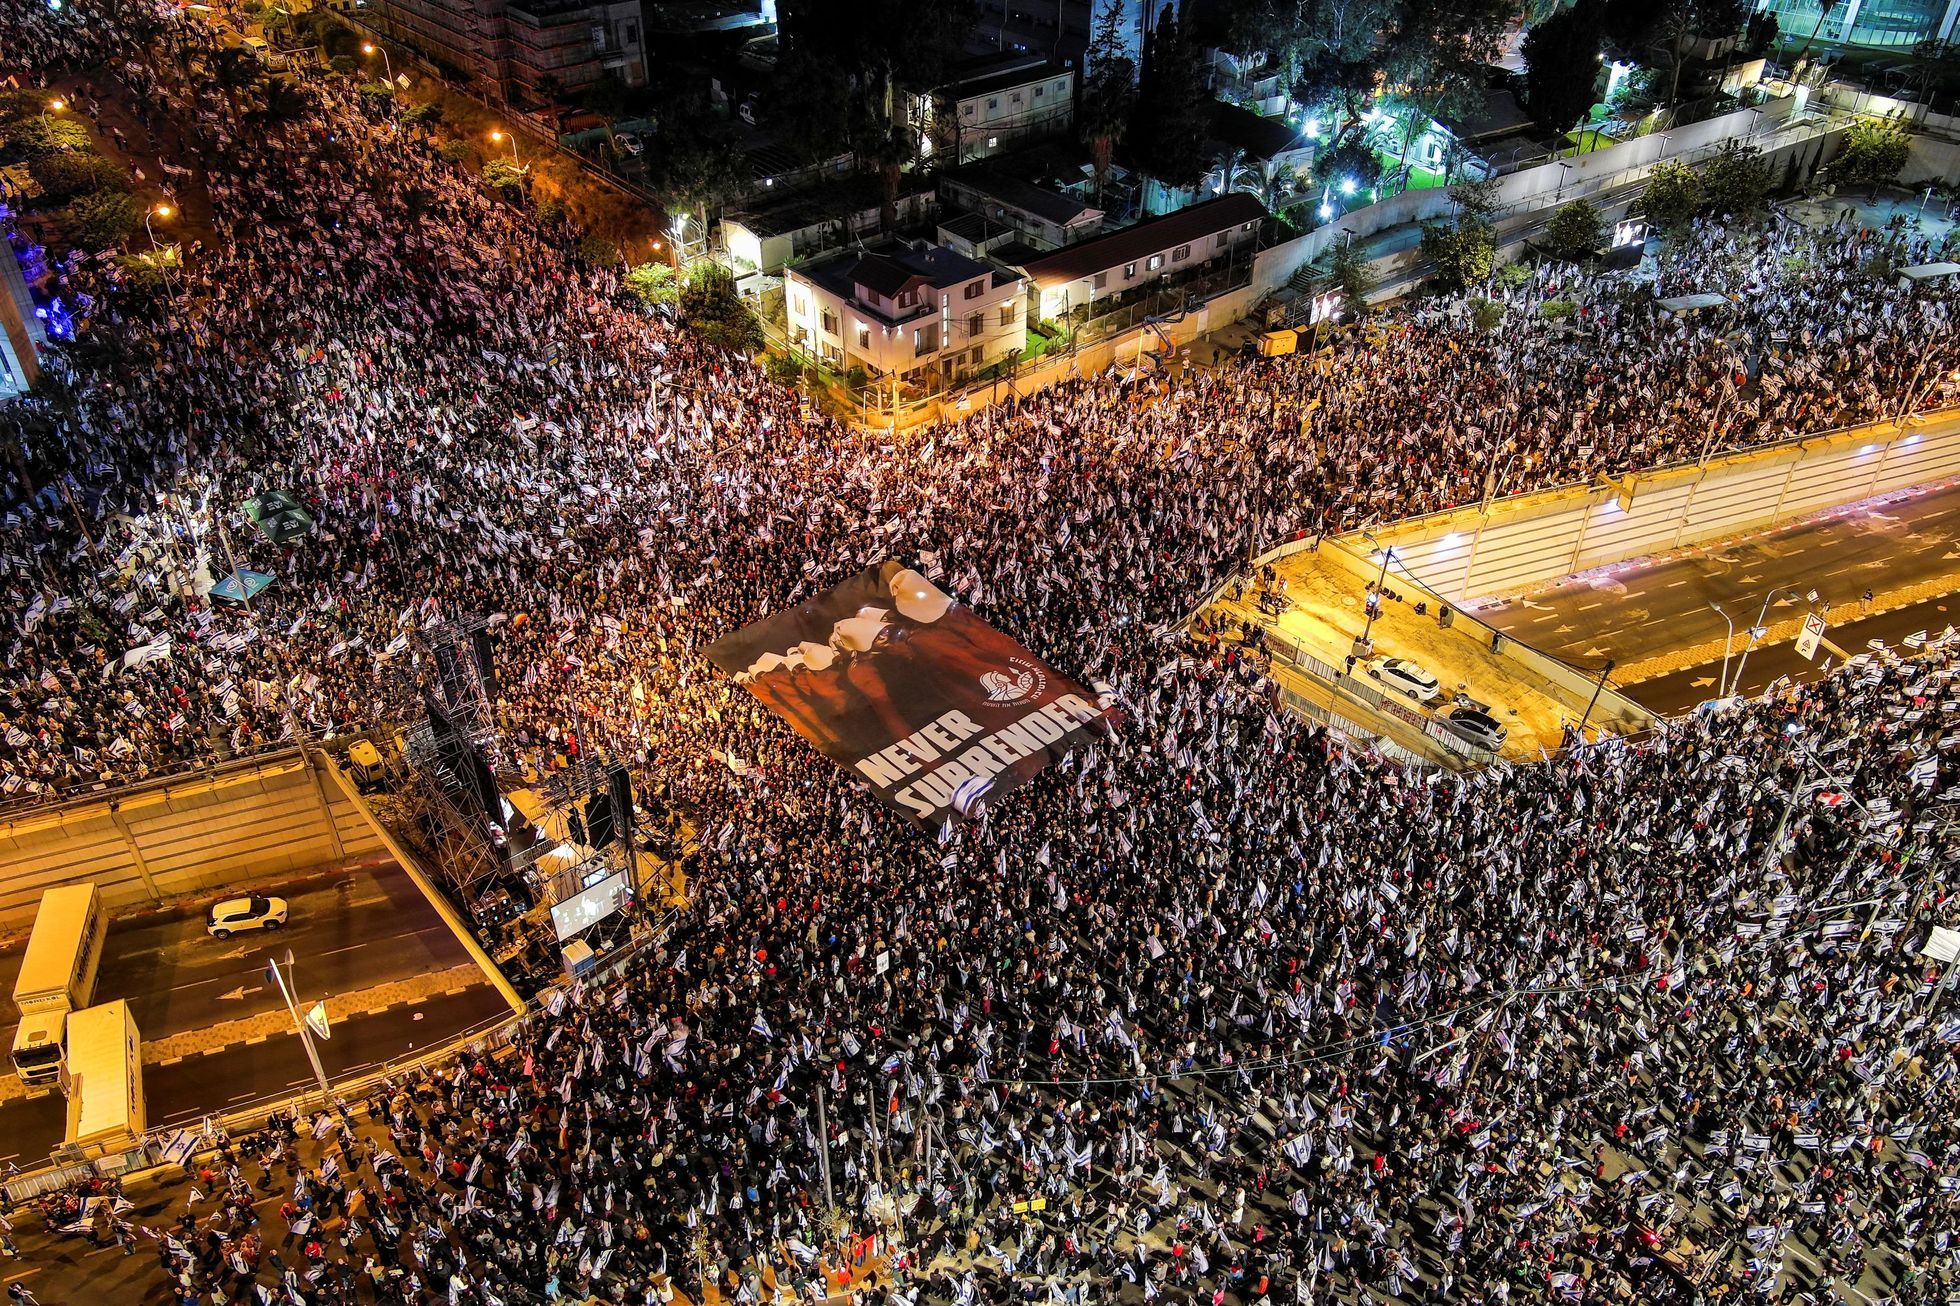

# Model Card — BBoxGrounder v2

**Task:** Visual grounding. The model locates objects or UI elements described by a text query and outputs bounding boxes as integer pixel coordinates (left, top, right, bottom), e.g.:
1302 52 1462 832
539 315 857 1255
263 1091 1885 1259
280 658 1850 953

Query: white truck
11 884 107 1087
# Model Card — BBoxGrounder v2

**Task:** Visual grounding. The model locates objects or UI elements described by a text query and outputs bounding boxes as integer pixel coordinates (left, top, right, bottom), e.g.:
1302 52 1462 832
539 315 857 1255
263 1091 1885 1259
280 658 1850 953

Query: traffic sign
1796 613 1827 661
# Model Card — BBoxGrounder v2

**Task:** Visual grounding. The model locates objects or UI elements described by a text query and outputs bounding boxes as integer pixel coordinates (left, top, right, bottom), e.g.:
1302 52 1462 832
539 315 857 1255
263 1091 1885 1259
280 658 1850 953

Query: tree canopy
1522 0 1604 132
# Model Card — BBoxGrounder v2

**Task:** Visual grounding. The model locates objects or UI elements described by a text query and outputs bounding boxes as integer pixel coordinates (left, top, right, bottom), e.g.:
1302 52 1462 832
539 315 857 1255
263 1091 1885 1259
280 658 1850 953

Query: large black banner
706 562 1111 828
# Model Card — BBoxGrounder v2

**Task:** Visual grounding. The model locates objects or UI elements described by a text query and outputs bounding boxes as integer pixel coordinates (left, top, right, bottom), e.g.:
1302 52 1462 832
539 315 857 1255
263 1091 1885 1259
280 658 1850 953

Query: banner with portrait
705 561 1112 829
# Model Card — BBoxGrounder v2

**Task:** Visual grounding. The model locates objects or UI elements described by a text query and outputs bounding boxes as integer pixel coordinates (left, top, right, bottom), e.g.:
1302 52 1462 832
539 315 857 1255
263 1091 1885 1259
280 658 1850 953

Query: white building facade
786 245 1027 388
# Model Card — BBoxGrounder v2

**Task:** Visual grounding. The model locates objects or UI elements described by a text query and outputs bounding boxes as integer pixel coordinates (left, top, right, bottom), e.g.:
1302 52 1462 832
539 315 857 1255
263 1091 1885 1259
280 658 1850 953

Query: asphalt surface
0 867 494 1168
0 986 509 1170
1477 478 1960 713
0 865 468 1045
144 985 513 1130
1627 589 1960 714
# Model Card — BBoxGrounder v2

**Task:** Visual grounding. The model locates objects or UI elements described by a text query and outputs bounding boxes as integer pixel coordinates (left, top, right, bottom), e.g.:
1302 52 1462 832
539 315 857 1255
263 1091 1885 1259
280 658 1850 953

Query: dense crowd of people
4 2 1960 1303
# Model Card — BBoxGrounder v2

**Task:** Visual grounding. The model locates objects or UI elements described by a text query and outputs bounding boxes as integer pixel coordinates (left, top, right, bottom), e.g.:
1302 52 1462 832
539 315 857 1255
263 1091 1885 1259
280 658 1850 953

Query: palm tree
1788 0 1844 72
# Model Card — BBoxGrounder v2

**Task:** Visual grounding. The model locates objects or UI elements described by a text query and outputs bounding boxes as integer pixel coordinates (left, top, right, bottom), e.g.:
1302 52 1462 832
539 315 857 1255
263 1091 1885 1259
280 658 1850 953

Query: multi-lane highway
0 865 508 1167
1479 478 1960 714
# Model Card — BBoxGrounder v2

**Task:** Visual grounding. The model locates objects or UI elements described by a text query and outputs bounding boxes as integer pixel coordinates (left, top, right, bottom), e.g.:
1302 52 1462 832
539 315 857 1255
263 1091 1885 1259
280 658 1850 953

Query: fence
1254 624 1485 765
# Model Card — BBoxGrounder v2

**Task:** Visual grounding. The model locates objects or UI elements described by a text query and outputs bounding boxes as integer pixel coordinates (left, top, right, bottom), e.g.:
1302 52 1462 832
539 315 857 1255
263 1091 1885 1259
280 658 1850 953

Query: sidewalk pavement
1223 552 1579 760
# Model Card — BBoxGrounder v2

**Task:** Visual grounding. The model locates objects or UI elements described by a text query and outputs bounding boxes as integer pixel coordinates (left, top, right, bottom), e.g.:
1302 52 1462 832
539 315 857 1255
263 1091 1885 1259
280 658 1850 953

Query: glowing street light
144 202 173 252
1338 177 1358 197
489 128 520 165
360 41 394 85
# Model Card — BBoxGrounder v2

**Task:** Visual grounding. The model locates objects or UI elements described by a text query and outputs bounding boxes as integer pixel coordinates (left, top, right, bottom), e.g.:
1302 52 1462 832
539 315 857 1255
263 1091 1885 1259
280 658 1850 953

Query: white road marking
1577 601 1603 611
1666 580 1688 588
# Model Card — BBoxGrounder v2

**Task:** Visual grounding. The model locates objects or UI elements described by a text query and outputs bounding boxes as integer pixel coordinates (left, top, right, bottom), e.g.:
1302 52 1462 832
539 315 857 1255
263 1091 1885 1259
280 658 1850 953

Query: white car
206 894 289 939
1368 656 1441 702
1439 706 1508 752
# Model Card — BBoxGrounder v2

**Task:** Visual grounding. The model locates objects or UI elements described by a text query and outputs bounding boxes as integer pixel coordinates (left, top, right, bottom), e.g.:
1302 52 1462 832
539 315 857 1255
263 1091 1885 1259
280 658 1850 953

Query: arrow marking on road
1691 676 1716 688
216 985 265 1001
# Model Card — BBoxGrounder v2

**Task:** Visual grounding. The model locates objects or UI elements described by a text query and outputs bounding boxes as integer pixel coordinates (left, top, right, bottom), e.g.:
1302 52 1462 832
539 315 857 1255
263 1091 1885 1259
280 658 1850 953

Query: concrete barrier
1348 407 1960 605
1316 537 1653 741
0 748 385 930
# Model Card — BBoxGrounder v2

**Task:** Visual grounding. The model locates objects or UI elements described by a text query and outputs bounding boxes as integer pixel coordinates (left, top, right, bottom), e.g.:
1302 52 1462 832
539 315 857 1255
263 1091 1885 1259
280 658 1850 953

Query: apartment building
785 244 1026 388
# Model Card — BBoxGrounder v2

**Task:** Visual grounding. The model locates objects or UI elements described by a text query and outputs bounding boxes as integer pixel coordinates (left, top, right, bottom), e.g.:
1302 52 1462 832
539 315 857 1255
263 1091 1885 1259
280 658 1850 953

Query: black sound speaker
468 749 501 823
584 789 616 849
470 628 499 702
607 761 634 855
433 643 469 708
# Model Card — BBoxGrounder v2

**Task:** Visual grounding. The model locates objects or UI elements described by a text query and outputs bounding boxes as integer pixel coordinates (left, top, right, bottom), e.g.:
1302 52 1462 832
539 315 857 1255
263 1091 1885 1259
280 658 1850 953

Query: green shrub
28 151 127 200
576 233 623 267
53 190 142 251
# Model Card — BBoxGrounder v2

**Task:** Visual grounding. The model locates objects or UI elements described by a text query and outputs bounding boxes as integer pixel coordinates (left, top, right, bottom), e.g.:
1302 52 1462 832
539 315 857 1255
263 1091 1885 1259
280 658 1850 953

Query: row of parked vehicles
1365 656 1511 752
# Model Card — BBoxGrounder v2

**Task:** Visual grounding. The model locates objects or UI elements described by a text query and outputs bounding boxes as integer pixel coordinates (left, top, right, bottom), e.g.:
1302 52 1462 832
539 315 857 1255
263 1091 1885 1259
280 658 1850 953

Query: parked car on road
206 895 289 939
1368 656 1441 702
1439 706 1508 751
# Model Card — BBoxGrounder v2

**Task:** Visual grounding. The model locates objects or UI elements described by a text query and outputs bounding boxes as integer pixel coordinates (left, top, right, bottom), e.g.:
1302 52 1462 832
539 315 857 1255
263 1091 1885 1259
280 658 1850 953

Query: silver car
1439 706 1508 751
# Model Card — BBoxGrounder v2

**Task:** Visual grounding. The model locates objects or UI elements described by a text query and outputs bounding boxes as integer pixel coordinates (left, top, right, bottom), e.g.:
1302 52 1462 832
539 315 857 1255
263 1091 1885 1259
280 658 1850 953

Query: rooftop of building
943 167 1099 228
1013 192 1269 285
725 172 937 237
949 56 1074 101
1437 84 1538 146
1207 100 1311 161
795 243 1020 323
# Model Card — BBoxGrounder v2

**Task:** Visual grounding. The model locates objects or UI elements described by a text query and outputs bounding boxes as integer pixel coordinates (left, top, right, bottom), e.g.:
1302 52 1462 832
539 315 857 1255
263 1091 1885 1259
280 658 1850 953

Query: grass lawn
1560 124 1618 156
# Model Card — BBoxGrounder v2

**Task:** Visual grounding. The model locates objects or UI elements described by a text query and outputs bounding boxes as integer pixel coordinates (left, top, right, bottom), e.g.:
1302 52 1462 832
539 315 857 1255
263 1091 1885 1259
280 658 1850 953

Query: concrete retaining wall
1350 409 1960 605
1314 537 1653 739
0 749 384 930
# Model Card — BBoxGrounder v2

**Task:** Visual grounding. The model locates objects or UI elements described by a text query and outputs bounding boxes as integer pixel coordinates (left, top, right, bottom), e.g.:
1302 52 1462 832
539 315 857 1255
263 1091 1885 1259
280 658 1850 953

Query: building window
1242 222 1255 231
1171 244 1190 263
1093 271 1108 290
965 311 981 338
1033 86 1043 98
914 324 939 355
995 304 1011 325
964 280 984 300
1147 254 1164 271
987 97 999 109
898 290 915 308
820 309 838 335
1011 91 1022 103
857 324 871 350
1216 232 1229 248
791 293 806 317
1123 262 1137 279
987 136 997 148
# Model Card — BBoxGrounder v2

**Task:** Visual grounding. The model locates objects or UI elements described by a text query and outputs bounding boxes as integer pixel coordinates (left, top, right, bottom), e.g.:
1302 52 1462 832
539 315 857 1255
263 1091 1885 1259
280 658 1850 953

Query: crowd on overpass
3 2 1960 1304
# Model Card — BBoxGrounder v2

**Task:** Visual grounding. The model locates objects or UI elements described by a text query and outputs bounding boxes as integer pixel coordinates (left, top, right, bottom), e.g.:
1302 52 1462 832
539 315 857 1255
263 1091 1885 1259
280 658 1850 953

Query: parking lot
0 863 510 1166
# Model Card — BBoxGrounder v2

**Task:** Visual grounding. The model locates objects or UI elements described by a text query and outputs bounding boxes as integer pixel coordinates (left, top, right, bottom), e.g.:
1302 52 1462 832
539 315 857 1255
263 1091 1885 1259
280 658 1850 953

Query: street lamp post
265 950 334 1107
361 41 394 86
1358 531 1392 655
1729 586 1801 699
1708 601 1737 698
489 128 520 166
143 202 173 253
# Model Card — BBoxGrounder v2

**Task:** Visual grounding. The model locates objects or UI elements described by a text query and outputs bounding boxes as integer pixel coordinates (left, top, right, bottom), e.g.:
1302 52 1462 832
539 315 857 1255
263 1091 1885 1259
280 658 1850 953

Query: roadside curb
1616 573 1959 684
